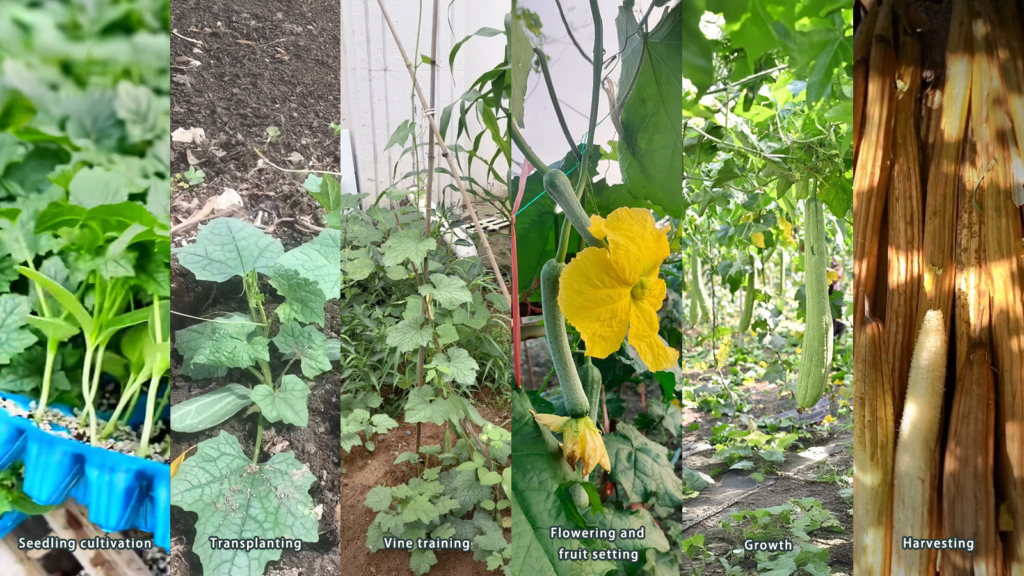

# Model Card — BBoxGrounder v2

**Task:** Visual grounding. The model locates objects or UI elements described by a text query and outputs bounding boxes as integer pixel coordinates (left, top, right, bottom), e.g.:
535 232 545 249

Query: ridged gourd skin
543 169 602 248
739 268 756 333
578 361 603 422
540 259 590 418
795 192 834 408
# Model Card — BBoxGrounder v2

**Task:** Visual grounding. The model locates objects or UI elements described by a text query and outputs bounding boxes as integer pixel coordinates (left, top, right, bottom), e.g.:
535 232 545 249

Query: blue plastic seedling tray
0 392 169 551
0 511 27 540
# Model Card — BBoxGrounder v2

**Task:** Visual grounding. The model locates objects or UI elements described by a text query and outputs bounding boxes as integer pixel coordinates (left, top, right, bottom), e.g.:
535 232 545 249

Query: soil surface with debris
170 0 340 222
336 389 509 576
168 1 341 575
681 367 854 575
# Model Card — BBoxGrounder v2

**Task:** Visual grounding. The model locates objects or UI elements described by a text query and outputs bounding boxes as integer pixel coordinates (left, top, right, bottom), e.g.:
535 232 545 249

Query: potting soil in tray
0 392 169 551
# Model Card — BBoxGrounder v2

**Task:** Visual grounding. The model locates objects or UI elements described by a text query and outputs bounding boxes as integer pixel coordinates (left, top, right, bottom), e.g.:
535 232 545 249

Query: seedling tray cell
0 393 169 551
0 511 27 540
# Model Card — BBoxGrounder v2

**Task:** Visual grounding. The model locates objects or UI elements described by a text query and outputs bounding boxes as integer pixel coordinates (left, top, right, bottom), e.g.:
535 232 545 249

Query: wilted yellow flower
822 414 835 424
532 412 611 476
751 232 765 249
826 269 839 284
559 207 679 372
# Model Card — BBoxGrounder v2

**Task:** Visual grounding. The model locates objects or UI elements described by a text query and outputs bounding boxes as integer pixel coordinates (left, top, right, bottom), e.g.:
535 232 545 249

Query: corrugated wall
340 0 506 204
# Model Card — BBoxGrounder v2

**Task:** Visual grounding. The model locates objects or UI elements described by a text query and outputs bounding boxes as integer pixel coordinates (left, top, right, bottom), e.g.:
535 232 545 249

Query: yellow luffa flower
532 412 611 476
779 216 796 246
559 207 680 372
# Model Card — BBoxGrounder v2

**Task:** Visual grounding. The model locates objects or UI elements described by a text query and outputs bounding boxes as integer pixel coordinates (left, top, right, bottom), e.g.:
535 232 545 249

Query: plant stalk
34 339 59 422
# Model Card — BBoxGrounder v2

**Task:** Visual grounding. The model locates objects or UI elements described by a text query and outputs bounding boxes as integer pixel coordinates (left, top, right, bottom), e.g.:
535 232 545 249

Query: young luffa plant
169 216 340 576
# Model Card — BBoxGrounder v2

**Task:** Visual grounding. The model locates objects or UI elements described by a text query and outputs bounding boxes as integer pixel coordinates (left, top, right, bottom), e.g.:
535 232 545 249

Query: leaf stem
34 339 58 422
510 122 549 175
252 415 265 465
533 47 581 160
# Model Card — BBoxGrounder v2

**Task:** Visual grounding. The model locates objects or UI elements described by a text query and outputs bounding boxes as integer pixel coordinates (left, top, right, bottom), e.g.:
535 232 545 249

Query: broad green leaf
618 2 683 219
193 335 269 370
381 227 436 267
269 266 327 327
0 256 17 293
386 316 432 353
439 468 492 517
604 424 684 508
342 258 375 282
401 494 439 524
370 413 399 434
272 320 332 379
435 323 459 346
510 389 615 576
0 88 35 131
478 469 502 486
0 347 69 393
509 13 532 127
404 386 449 426
409 548 437 576
275 228 342 299
364 485 393 512
68 167 129 209
174 218 284 282
251 375 310 426
17 267 92 335
594 507 670 553
418 274 472 310
432 347 478 387
174 314 264 376
115 81 165 143
170 384 254 433
0 209 50 264
171 432 318 576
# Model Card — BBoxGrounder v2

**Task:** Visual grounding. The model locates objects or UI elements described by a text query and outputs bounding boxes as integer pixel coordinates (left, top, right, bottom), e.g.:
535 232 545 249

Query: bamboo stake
375 0 511 307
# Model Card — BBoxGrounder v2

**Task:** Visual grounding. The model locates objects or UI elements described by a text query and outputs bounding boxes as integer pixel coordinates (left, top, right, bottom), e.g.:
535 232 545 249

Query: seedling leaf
170 432 318 576
170 384 254 433
174 218 284 282
251 375 310 427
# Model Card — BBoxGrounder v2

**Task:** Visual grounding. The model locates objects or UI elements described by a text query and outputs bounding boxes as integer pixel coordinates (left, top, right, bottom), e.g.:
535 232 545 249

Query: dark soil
168 0 340 574
336 391 510 576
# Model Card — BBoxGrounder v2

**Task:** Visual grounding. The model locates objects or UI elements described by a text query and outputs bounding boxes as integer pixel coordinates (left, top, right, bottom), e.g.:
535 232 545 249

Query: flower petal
627 297 680 372
532 411 569 432
599 208 670 279
559 247 632 358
